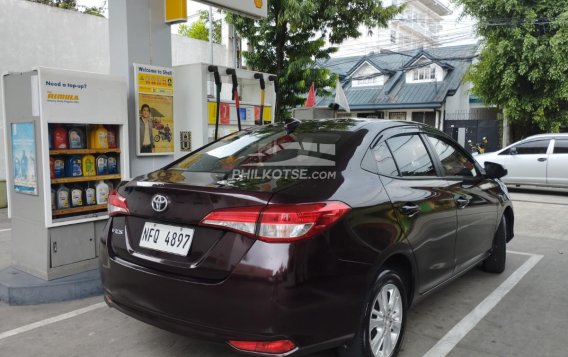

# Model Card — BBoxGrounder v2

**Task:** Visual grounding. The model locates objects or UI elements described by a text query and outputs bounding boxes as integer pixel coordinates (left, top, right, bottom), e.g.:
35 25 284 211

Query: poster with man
134 64 174 155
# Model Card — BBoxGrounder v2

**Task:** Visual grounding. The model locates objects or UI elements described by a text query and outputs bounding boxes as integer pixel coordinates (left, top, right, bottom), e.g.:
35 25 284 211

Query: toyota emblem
151 194 168 213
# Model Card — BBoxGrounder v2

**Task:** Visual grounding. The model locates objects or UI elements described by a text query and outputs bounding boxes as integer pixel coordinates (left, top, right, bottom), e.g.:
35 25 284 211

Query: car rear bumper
99 233 369 355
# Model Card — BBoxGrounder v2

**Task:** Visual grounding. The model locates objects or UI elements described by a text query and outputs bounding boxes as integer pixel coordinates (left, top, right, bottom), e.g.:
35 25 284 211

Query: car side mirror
510 147 518 155
484 161 508 179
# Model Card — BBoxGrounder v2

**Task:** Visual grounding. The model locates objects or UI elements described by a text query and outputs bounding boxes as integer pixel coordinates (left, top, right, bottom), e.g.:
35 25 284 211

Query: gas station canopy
192 0 268 19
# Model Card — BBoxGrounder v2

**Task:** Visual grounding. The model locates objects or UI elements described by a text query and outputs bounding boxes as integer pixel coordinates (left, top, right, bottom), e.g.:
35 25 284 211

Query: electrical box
2 68 129 280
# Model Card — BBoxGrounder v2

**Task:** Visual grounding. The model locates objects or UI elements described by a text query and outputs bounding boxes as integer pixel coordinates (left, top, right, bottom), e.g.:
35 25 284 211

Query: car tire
482 217 507 274
339 269 408 357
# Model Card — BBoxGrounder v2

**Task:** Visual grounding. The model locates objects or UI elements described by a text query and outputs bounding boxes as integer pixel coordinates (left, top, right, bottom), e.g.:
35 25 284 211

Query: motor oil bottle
96 155 108 175
53 125 68 149
53 157 65 178
106 126 117 149
96 180 109 205
93 125 109 149
107 155 118 174
82 155 96 176
68 126 85 149
70 186 84 207
65 156 83 177
56 184 70 210
85 186 96 205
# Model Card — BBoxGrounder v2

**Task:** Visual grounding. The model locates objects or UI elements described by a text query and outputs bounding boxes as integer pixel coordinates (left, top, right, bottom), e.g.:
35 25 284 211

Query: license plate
139 222 194 256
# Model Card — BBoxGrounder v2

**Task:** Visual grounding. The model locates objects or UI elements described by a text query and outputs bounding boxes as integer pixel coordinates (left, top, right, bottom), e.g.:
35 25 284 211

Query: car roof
294 118 432 131
523 133 568 141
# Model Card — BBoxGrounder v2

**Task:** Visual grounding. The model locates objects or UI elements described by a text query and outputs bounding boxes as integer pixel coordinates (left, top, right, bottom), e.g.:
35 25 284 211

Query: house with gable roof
316 43 503 150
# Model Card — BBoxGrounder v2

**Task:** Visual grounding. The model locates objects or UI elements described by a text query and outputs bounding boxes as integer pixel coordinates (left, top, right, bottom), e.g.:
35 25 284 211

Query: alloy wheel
368 283 403 357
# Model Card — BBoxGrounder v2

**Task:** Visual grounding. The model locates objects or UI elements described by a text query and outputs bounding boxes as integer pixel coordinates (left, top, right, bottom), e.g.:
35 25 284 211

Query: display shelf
52 204 107 216
51 174 122 184
49 148 121 155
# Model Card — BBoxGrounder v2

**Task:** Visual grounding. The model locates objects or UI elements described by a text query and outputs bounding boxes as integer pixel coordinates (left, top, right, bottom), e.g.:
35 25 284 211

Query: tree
27 0 105 16
29 0 76 9
454 0 568 133
227 0 401 121
178 10 222 44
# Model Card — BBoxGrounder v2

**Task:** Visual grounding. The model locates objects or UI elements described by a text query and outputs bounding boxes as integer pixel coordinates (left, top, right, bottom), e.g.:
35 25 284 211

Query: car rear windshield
170 120 362 173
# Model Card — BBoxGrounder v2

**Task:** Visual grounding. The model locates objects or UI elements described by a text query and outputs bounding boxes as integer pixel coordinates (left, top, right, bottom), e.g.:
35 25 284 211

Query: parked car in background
475 133 568 188
100 119 514 357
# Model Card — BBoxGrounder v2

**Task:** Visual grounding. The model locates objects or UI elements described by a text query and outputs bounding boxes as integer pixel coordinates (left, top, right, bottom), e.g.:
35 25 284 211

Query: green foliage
178 10 222 44
226 0 401 121
83 6 105 17
29 0 76 9
456 0 568 132
27 0 104 16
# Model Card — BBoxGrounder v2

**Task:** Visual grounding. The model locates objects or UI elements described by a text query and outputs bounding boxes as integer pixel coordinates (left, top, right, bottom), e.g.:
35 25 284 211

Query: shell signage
192 0 267 19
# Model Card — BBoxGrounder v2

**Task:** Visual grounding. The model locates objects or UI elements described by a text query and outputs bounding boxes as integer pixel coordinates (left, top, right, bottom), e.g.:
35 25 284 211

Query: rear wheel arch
380 253 415 307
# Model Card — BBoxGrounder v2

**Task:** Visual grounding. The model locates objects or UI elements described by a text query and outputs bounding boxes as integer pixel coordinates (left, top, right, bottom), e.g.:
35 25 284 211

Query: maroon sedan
100 119 513 357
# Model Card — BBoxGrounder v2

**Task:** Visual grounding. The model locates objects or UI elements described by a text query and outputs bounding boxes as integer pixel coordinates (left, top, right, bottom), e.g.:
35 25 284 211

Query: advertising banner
11 122 38 195
40 69 126 125
207 102 272 126
134 64 174 156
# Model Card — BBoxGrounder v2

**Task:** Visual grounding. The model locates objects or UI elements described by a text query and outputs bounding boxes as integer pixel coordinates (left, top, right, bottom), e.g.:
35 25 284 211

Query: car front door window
427 136 478 177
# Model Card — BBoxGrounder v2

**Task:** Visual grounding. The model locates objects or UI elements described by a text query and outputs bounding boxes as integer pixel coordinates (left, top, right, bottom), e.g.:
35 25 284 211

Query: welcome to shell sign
193 0 267 19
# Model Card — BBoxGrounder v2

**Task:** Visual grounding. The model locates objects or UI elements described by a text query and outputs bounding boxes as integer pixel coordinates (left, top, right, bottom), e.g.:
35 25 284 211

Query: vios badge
151 194 168 213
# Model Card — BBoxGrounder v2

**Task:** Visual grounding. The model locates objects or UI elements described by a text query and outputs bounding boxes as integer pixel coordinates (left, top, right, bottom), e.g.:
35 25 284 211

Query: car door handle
537 158 547 162
455 197 470 209
400 204 420 217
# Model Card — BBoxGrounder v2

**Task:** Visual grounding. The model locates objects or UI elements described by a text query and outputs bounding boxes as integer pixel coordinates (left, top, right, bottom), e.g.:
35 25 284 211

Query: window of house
387 135 436 177
389 112 407 120
352 63 384 87
412 65 437 81
411 112 436 127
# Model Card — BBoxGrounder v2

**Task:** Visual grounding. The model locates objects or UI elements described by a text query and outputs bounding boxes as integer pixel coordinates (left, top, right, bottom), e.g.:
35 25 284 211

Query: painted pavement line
0 302 106 341
423 251 543 357
0 228 11 233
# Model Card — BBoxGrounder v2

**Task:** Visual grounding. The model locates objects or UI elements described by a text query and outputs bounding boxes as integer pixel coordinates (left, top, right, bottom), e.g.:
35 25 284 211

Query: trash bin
0 180 7 208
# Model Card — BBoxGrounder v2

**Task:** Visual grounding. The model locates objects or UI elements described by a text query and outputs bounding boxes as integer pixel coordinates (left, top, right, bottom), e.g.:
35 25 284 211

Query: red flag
305 82 316 107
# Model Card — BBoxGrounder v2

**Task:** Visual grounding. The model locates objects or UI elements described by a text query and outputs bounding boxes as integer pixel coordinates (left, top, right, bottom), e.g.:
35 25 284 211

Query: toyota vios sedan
100 119 514 357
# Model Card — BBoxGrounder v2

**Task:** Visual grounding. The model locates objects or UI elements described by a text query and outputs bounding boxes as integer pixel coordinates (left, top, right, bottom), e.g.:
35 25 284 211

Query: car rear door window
501 140 549 155
387 135 436 177
427 136 477 177
553 139 568 154
372 142 399 176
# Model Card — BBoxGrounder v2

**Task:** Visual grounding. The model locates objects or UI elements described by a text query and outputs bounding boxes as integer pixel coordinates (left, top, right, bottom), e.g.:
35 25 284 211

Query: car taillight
108 190 129 217
200 202 350 242
200 205 262 236
228 339 297 354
